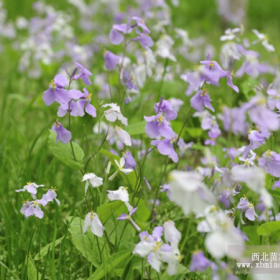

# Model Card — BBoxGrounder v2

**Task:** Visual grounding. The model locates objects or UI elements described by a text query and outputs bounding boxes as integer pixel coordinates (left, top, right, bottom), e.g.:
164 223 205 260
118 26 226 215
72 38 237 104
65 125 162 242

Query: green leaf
34 236 65 260
67 217 106 267
257 221 280 236
126 121 146 135
48 130 84 169
87 250 132 280
100 148 137 188
185 127 203 138
98 199 149 224
27 257 41 280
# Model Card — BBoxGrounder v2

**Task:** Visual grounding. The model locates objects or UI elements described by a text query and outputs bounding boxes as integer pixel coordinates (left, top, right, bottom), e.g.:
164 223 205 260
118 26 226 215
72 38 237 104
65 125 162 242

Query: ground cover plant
2 0 280 279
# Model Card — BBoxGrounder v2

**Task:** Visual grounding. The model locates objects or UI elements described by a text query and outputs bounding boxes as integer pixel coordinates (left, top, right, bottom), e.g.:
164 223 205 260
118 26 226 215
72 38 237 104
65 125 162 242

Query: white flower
102 103 128 126
83 211 104 237
220 28 241 41
174 28 192 47
169 170 216 215
107 186 129 202
107 126 132 146
107 186 133 212
156 34 176 62
160 245 182 276
108 157 133 181
82 173 103 193
231 165 272 207
252 29 275 52
15 182 44 199
205 211 244 259
163 221 181 248
239 150 256 166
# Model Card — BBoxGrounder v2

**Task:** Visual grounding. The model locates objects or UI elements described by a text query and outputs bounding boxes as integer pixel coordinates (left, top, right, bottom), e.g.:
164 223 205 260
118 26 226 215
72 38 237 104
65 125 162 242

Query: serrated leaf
48 130 84 169
34 236 65 260
126 121 146 136
257 221 280 236
87 250 132 280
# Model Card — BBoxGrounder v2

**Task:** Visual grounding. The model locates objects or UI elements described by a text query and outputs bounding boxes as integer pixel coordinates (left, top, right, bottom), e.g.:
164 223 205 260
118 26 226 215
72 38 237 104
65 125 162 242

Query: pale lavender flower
267 88 280 110
104 50 121 71
73 62 92 85
51 121 72 144
273 180 280 190
117 207 140 231
154 99 177 120
131 17 150 34
133 33 154 50
122 70 138 91
39 189 60 206
190 251 211 272
190 89 214 112
16 182 44 199
244 96 280 131
109 23 132 45
237 197 258 221
21 200 44 219
43 74 69 106
204 128 220 146
151 135 178 163
144 114 174 139
259 150 280 177
123 150 136 169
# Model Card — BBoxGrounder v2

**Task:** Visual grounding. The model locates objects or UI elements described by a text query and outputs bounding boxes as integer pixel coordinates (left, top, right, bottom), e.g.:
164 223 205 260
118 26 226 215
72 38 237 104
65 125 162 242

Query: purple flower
43 74 69 106
117 208 140 231
160 184 171 199
73 62 92 85
237 197 258 221
154 99 177 120
109 23 132 45
151 134 178 163
204 128 220 146
190 251 211 272
104 50 121 71
144 114 174 139
259 150 280 177
122 70 138 91
39 189 60 206
123 150 137 170
267 88 280 110
131 17 150 34
57 101 80 117
190 89 214 112
200 59 227 79
21 201 44 219
244 96 280 131
76 88 96 117
226 71 239 93
273 180 280 190
133 33 154 50
51 121 72 144
16 182 44 199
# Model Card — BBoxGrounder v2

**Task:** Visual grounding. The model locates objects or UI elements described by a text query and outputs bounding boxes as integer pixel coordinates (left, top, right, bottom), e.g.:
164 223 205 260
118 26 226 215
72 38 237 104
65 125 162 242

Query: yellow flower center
27 181 31 185
86 93 92 100
152 241 162 252
157 115 164 123
90 211 95 219
50 80 56 88
265 150 272 157
209 61 215 70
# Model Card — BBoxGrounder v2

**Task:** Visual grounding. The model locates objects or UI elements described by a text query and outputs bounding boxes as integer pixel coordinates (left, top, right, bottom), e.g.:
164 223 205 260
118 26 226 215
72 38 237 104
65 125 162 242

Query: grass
1 0 280 279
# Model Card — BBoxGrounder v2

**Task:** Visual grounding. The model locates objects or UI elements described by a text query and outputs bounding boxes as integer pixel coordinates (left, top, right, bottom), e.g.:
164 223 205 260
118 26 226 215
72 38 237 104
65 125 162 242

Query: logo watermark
229 245 280 274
